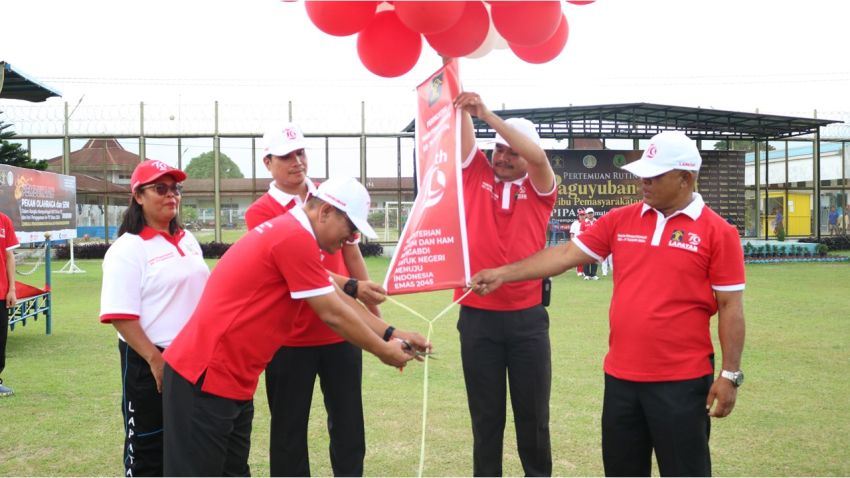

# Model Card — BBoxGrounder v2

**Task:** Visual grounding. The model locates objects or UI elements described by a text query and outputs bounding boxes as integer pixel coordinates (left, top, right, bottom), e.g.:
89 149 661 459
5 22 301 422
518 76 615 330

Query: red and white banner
0 164 77 244
384 60 470 295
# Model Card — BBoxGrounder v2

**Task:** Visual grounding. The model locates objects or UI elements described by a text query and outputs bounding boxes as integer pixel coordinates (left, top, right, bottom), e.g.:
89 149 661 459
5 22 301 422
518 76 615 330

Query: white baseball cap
261 122 307 157
585 207 594 214
314 176 377 239
621 131 702 178
494 117 541 147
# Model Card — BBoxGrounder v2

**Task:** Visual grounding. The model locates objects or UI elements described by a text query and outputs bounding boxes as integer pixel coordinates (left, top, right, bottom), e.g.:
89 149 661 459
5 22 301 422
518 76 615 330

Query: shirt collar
494 174 527 187
288 205 317 240
138 225 185 242
268 177 315 208
641 192 705 220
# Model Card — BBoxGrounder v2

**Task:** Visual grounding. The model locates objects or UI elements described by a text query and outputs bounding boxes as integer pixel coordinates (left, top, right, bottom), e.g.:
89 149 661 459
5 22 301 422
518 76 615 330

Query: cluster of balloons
304 0 595 78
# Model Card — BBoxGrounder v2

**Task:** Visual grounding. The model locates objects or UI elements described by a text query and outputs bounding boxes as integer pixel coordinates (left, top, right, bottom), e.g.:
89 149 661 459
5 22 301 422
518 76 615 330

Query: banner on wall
383 59 470 295
0 164 77 243
547 150 643 231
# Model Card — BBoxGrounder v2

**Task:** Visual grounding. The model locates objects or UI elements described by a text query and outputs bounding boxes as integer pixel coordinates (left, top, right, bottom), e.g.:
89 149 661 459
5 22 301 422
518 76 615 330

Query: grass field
1 257 849 476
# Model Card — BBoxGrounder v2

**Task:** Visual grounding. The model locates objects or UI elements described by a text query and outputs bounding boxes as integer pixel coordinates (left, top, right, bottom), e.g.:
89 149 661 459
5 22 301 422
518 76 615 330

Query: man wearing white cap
471 131 746 476
246 123 384 476
162 177 430 476
452 91 556 476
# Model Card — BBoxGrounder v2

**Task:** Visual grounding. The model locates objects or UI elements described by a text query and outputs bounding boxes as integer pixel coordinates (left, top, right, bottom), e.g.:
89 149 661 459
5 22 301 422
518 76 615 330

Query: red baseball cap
130 160 187 192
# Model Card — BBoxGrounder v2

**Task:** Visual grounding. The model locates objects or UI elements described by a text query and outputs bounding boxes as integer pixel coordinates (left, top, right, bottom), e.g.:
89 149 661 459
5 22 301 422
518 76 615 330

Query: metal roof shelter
0 61 62 102
405 102 840 141
405 103 845 239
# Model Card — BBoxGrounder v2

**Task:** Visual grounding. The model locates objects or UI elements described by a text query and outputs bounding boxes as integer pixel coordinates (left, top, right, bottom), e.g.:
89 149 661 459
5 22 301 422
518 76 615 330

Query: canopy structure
0 61 62 102
404 102 845 240
404 102 841 141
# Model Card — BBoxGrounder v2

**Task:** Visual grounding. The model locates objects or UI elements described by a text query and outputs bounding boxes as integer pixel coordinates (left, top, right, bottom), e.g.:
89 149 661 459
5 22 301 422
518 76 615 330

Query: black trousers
265 341 364 477
0 300 7 377
458 305 552 477
162 364 253 477
118 340 165 477
584 263 598 277
602 373 713 477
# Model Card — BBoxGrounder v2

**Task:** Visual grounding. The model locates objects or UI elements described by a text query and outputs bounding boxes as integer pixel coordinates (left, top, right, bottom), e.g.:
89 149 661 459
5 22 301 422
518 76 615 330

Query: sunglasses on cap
139 183 183 196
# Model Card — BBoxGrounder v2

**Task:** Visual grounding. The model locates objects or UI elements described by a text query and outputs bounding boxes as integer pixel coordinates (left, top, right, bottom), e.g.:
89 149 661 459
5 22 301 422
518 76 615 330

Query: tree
0 112 48 170
712 139 775 152
184 151 244 179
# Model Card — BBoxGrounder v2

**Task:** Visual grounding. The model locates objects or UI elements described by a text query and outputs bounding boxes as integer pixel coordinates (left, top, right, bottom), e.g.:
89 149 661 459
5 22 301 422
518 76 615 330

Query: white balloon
466 29 495 58
466 20 498 58
491 27 508 50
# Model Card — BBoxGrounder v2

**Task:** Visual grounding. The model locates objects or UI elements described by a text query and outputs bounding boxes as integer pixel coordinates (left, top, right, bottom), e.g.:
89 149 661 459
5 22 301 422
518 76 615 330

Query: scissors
400 339 437 359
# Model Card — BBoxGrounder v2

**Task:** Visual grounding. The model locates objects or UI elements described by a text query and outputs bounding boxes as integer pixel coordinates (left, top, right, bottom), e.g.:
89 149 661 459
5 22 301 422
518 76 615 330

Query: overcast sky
3 0 849 117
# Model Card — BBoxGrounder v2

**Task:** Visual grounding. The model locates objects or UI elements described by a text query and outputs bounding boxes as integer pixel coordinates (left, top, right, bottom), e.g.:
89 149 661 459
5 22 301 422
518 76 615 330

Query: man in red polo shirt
471 131 746 477
246 122 384 476
452 91 557 476
162 176 429 476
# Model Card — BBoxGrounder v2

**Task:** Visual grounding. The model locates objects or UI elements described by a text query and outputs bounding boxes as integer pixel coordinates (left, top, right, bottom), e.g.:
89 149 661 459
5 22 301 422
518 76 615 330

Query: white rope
385 288 474 477
14 249 44 276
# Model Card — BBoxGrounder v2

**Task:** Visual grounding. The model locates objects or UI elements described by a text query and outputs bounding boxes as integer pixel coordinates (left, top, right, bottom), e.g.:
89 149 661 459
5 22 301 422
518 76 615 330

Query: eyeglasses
140 183 183 196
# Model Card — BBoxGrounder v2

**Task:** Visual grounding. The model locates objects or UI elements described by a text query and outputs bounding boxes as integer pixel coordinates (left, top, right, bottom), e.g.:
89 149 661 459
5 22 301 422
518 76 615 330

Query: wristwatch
343 278 358 298
720 369 744 387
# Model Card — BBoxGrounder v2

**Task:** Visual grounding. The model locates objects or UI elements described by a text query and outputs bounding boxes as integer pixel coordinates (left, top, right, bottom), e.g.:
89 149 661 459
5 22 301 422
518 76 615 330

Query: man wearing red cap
162 176 429 476
246 123 385 476
100 160 209 476
452 91 557 476
471 131 746 477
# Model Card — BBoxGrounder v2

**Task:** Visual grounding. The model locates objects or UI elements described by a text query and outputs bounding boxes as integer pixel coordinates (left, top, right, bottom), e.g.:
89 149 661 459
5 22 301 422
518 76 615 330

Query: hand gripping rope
384 288 473 477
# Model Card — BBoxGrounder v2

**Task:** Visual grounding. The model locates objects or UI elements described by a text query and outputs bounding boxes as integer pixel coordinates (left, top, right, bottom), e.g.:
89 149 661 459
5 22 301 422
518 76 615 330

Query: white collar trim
641 192 705 220
288 205 316 240
268 177 316 208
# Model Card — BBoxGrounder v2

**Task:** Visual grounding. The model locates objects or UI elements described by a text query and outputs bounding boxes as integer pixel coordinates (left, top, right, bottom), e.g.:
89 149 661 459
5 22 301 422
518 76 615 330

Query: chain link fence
1 100 419 243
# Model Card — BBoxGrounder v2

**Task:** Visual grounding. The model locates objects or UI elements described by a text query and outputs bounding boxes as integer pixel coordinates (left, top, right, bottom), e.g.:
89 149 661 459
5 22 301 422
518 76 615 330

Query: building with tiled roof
44 139 141 186
47 138 416 238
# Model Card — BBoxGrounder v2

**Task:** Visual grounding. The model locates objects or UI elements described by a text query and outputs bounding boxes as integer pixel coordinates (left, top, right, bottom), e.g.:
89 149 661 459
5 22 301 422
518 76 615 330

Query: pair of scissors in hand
400 339 437 359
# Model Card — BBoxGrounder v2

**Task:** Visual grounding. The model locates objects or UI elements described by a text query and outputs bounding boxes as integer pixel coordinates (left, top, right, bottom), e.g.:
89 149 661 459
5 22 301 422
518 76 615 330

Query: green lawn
1 257 849 476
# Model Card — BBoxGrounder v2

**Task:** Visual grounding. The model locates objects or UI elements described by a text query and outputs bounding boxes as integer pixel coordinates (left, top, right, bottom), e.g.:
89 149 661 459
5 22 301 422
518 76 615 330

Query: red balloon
305 1 378 37
491 1 563 47
425 1 489 58
509 13 569 64
357 11 423 77
394 1 466 34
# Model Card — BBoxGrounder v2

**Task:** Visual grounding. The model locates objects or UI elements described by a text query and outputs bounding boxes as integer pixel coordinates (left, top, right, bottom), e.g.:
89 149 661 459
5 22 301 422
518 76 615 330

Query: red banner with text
384 60 470 295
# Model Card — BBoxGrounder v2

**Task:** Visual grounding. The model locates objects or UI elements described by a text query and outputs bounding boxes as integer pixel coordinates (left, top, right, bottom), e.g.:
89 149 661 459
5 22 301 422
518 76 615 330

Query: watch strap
382 326 395 342
343 278 358 298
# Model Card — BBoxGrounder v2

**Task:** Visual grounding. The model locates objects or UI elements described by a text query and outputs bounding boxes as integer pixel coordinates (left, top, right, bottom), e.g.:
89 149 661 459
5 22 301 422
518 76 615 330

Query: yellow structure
763 192 811 237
